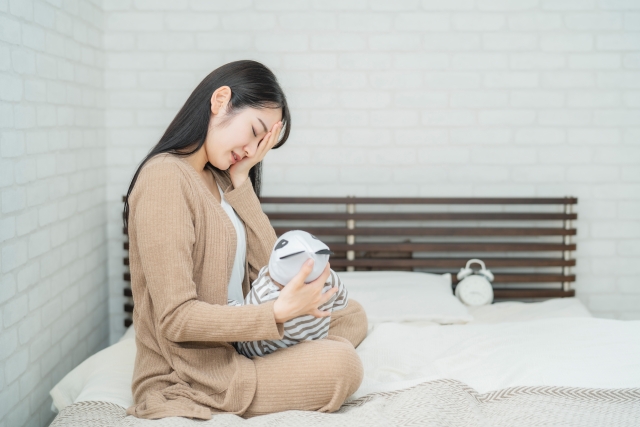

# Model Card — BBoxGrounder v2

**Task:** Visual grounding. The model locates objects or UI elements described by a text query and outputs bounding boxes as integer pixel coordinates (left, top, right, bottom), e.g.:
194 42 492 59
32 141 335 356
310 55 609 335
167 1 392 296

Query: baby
227 230 349 358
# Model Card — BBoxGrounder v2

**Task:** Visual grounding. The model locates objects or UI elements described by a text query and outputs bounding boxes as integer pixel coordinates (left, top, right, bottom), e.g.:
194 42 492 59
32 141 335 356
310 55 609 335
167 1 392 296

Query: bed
49 196 640 426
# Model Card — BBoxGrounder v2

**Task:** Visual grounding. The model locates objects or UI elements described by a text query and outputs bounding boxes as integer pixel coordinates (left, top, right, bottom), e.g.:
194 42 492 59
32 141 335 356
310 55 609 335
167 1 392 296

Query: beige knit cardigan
126 153 284 420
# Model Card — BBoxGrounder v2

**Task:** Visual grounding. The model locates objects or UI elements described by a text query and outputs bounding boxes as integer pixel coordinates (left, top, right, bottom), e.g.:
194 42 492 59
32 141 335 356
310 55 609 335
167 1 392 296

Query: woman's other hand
272 259 338 324
229 120 282 188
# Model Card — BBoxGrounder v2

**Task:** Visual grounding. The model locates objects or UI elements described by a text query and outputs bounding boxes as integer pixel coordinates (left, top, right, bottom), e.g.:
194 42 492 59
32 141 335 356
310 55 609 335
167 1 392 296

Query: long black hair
123 60 290 231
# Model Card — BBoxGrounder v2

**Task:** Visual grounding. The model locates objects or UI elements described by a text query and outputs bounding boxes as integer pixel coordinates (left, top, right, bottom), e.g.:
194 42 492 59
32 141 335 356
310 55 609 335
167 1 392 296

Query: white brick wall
101 0 640 340
0 1 108 426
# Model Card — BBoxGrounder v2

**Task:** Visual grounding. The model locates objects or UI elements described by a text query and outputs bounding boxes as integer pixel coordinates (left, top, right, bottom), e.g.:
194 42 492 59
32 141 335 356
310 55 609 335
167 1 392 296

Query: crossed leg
243 299 369 418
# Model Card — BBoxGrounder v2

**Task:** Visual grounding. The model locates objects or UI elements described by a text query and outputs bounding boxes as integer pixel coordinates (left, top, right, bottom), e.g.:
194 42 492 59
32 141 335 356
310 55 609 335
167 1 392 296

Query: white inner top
217 182 246 303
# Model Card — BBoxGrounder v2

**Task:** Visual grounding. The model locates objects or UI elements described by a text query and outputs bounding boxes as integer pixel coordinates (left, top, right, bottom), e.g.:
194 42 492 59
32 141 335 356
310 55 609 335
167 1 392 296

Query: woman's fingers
322 286 339 303
259 121 281 152
282 259 336 320
311 263 331 289
312 308 332 318
252 125 278 165
258 122 278 145
288 258 314 288
269 121 282 148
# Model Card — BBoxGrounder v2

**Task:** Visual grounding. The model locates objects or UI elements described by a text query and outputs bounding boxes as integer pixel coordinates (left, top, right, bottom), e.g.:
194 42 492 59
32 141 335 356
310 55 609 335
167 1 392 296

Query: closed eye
252 126 256 137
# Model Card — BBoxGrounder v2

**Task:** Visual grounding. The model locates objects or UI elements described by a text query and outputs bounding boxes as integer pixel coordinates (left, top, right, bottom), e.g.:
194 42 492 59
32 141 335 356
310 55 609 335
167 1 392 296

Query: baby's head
268 230 333 286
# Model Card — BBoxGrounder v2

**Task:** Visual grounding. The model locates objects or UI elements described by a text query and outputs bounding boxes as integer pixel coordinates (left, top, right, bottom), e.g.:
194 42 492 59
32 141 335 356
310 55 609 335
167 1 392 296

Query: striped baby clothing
228 265 349 357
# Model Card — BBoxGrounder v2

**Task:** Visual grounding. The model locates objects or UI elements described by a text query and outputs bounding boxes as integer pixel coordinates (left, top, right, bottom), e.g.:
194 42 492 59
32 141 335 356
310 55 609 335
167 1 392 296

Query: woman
123 60 368 420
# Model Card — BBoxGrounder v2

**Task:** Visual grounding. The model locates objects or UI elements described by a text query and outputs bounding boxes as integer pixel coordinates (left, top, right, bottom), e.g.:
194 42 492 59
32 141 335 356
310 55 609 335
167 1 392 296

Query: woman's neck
184 145 208 173
180 146 223 202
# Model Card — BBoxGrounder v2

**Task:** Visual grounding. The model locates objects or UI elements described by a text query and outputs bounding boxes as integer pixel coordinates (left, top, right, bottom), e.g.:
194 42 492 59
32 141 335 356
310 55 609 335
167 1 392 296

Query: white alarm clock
455 259 494 306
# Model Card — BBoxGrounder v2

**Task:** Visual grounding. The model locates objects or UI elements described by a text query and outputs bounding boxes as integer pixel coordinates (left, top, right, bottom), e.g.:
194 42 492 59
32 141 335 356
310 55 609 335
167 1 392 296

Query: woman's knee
343 346 364 396
328 298 369 348
246 339 364 417
323 338 364 397
346 299 369 348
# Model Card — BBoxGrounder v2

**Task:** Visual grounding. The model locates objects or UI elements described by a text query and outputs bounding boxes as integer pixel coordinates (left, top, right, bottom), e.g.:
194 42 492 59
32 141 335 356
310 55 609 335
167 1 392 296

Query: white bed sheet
53 298 640 414
351 299 640 401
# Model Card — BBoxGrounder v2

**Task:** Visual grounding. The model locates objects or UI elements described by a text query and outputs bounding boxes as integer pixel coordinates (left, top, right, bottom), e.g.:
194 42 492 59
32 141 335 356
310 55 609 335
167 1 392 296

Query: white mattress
52 297 640 413
353 312 640 401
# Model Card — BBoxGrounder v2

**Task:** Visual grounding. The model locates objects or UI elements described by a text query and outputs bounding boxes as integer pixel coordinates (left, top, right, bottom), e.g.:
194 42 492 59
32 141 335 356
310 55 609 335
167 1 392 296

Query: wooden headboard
123 196 577 327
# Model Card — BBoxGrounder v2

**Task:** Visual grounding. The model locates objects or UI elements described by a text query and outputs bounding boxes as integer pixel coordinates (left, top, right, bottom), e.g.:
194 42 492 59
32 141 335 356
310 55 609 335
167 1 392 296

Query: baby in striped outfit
227 230 349 358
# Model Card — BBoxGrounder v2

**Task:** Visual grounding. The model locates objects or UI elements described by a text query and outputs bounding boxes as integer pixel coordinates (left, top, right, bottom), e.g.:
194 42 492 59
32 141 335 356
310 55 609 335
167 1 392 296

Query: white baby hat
268 230 333 286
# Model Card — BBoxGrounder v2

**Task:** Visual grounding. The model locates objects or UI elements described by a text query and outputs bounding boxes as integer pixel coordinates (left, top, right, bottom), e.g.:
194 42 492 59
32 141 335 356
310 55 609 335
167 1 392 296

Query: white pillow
467 298 593 324
339 271 473 325
118 324 136 342
50 329 136 412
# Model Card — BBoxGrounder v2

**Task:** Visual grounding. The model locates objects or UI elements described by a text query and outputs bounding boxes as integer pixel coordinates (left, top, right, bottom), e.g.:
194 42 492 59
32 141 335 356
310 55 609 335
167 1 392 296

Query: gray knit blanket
50 379 640 427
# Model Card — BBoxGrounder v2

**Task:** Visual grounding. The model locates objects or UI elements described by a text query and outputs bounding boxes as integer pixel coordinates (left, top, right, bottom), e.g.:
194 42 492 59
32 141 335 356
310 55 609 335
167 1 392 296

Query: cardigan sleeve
131 162 284 343
222 173 278 284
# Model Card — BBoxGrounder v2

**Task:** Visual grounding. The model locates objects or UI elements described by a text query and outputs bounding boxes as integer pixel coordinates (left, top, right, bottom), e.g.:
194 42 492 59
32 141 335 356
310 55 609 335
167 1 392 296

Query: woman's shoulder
132 153 196 200
138 153 197 184
141 152 186 173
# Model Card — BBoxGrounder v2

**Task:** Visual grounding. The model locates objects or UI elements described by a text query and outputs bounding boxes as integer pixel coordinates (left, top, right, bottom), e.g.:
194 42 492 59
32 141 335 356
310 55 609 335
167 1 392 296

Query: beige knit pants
243 299 369 418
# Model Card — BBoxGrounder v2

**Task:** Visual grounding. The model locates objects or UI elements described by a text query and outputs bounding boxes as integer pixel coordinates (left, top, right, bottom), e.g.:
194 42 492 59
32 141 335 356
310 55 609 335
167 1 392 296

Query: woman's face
205 105 283 171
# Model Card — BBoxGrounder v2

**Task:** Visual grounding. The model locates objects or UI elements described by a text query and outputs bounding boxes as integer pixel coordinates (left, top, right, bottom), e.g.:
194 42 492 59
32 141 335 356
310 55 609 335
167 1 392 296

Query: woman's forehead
244 106 282 127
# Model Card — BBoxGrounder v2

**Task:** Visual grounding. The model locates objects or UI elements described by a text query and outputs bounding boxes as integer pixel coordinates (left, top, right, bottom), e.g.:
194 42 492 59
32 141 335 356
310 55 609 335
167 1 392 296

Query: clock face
456 276 494 306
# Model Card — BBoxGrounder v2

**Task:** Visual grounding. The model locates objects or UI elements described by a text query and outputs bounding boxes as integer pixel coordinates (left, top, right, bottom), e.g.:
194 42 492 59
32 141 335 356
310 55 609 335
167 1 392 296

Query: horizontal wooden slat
267 212 577 221
128 195 578 205
125 194 579 205
124 318 132 327
273 227 577 237
329 258 575 268
123 272 575 284
122 286 576 311
123 255 575 269
261 197 578 205
123 243 576 266
452 273 575 284
124 288 132 297
123 247 576 268
325 243 576 252
122 196 578 206
124 226 578 236
124 242 129 250
492 289 575 299
132 226 572 237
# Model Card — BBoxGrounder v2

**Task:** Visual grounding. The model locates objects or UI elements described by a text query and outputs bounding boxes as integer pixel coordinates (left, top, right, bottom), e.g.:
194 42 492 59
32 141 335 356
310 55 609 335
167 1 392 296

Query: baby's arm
326 269 349 312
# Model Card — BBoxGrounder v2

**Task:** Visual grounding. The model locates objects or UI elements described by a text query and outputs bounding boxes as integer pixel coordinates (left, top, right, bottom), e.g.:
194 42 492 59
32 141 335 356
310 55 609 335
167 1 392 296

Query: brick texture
0 1 108 427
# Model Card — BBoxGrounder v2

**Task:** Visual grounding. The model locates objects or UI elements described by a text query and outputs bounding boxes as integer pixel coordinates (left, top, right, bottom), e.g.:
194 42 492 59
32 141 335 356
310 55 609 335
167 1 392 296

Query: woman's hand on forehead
229 120 282 188
258 120 282 150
